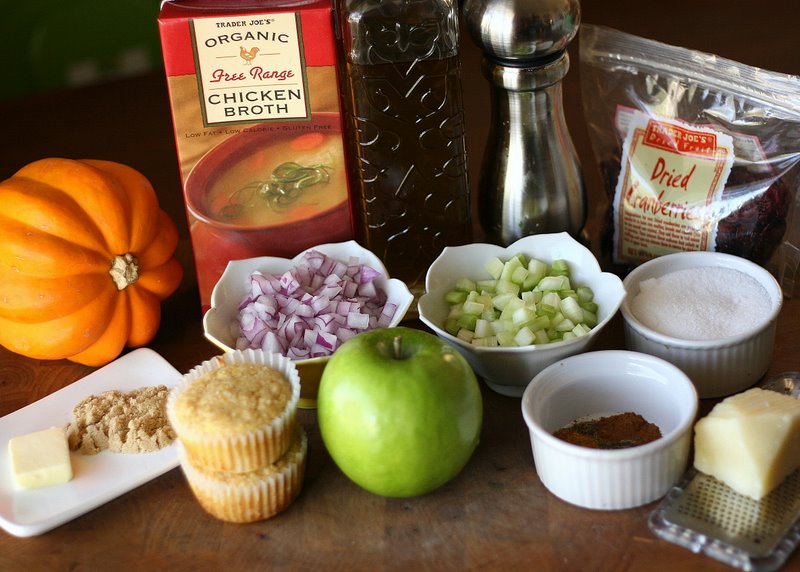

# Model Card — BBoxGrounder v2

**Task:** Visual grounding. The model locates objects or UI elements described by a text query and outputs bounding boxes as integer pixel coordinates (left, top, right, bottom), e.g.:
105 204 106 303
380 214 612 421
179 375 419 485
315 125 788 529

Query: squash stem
109 253 140 290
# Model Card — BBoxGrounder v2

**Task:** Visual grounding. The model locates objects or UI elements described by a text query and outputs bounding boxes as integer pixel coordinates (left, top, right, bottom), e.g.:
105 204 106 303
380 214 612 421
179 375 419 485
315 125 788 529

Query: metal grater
649 372 800 571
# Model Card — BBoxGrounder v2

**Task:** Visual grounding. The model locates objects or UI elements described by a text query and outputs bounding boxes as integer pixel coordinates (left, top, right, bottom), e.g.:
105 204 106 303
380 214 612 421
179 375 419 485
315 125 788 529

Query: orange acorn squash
0 158 183 366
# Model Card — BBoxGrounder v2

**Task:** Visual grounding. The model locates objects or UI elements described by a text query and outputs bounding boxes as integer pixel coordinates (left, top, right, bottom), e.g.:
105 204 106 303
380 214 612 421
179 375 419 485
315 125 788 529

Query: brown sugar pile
66 385 176 455
553 412 662 449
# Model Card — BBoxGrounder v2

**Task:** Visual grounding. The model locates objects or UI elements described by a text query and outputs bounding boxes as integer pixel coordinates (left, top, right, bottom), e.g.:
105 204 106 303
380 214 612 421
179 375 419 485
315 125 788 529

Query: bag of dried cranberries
580 24 800 297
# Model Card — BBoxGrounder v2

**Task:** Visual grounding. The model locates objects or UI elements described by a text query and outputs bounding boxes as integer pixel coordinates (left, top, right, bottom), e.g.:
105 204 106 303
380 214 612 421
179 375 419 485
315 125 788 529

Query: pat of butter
694 388 800 500
8 427 73 490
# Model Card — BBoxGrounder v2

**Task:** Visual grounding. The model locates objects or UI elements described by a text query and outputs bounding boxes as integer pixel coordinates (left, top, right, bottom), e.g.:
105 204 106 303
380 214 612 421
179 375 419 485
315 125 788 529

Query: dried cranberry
599 158 791 270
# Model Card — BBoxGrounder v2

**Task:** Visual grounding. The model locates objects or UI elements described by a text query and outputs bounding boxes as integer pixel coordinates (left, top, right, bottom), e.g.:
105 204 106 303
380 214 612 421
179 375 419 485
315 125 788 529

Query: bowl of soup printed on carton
184 113 352 303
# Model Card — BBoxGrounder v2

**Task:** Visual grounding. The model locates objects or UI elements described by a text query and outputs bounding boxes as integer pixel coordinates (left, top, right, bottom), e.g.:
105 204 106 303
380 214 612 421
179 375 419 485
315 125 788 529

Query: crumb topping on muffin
173 363 291 435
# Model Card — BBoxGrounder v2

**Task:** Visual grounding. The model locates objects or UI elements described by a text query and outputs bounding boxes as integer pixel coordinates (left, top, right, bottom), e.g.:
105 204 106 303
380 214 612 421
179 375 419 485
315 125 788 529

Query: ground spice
65 385 175 455
553 412 662 449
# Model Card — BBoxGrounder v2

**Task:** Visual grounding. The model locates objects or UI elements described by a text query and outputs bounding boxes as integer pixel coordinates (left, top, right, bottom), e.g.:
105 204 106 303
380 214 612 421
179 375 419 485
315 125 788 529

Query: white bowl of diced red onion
620 251 783 399
202 241 414 407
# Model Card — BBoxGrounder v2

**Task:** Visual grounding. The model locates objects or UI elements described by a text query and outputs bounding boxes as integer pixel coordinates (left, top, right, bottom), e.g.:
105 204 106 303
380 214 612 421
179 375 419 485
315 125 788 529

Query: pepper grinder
463 0 586 245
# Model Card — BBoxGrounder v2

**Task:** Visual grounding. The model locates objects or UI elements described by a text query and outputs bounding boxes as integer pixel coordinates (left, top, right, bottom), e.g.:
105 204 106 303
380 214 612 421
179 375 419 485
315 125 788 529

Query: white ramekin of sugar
620 251 783 399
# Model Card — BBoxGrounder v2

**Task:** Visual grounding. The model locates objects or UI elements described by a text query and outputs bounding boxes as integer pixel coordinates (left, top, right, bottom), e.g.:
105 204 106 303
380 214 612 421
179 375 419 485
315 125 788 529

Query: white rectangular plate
0 348 182 537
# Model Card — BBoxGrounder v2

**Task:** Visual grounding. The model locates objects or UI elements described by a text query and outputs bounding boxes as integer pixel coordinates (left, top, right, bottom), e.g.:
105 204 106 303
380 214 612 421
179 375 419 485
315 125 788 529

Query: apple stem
393 335 403 359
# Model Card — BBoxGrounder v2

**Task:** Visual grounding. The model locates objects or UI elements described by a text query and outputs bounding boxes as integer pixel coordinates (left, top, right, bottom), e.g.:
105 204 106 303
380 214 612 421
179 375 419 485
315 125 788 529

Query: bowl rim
201 240 415 362
619 251 783 349
520 350 699 460
418 232 626 354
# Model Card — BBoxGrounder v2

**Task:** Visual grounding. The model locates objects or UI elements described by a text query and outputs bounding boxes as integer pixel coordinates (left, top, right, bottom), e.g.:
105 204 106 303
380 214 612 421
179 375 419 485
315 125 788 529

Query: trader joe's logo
191 13 310 125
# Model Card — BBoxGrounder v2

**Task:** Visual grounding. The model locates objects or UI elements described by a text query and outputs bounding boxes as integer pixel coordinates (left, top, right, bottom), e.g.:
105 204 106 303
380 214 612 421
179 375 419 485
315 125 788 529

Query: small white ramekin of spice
620 251 783 398
521 350 698 510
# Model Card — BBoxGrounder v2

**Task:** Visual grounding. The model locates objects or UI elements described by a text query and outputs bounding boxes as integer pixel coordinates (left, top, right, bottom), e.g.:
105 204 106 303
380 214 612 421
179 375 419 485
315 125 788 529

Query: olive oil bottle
336 0 472 298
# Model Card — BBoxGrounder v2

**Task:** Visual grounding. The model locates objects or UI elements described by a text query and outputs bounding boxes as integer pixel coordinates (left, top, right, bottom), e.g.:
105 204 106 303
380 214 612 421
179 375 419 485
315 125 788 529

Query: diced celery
476 293 494 308
499 297 524 320
442 253 600 348
582 309 598 328
512 306 536 326
572 323 591 337
538 275 568 292
444 317 460 336
472 336 498 347
497 331 517 347
549 311 565 327
527 259 548 285
484 257 505 279
528 315 550 332
491 292 515 310
455 277 477 292
533 329 550 345
541 291 561 308
536 303 557 318
447 304 464 318
521 274 539 291
550 259 570 277
495 280 520 296
576 286 594 303
458 313 478 330
560 295 584 324
514 327 535 346
482 307 499 321
462 300 484 315
554 318 576 332
444 290 468 304
474 318 491 339
500 256 523 281
457 328 474 343
510 265 529 285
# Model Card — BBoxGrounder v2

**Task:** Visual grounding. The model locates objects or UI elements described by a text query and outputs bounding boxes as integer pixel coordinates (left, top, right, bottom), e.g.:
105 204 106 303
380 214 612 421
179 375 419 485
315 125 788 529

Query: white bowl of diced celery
418 232 626 397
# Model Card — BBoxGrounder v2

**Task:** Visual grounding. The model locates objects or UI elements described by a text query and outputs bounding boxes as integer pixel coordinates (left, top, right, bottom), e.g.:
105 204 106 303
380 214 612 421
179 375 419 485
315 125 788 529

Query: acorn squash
0 158 183 366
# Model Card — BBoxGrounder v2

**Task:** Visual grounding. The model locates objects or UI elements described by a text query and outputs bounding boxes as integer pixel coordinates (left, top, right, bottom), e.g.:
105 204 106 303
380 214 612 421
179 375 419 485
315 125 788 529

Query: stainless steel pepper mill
463 0 587 245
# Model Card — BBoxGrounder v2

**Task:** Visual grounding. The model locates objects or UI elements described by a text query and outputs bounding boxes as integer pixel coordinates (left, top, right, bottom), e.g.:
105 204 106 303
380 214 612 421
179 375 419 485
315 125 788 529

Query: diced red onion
234 250 399 359
346 311 370 330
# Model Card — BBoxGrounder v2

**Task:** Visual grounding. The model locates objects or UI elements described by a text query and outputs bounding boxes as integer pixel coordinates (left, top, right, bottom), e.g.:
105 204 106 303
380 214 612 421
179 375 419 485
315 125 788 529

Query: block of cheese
694 387 800 500
8 427 73 490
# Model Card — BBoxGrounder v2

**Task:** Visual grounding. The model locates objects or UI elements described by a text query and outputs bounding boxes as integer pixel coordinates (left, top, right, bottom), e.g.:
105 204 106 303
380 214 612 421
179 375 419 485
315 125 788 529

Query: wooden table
2 2 799 570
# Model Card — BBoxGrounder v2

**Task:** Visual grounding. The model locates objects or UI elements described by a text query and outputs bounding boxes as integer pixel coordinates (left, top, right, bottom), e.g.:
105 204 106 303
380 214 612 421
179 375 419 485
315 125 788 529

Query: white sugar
630 266 772 341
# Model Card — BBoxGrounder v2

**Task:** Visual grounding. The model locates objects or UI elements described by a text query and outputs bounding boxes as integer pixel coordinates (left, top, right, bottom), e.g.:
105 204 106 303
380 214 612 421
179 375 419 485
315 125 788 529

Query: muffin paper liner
180 428 307 523
167 349 301 473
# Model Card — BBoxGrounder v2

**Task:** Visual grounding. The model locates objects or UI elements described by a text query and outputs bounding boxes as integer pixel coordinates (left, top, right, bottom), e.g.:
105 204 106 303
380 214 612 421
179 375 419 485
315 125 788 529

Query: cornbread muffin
168 349 300 472
180 427 308 523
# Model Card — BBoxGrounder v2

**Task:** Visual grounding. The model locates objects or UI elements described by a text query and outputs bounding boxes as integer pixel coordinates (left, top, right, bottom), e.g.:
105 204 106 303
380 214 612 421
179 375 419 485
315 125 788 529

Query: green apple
317 326 483 498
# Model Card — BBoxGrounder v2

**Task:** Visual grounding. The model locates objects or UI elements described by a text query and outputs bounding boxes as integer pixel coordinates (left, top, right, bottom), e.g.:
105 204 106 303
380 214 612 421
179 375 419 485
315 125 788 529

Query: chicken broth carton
158 0 352 310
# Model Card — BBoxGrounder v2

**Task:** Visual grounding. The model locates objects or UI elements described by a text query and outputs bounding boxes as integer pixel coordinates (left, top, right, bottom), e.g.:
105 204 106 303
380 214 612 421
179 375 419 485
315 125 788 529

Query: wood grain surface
1 2 799 570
